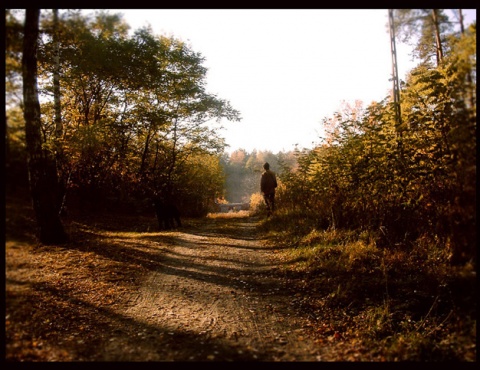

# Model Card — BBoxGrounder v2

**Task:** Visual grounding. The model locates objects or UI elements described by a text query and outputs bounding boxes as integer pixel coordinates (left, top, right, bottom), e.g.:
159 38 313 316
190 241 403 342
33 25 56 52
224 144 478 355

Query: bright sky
98 9 475 154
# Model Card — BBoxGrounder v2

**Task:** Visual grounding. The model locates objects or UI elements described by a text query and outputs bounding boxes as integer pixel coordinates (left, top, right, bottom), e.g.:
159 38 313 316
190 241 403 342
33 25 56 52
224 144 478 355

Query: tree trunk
458 9 475 110
53 9 62 139
52 9 68 215
22 9 68 244
431 9 444 66
458 9 465 34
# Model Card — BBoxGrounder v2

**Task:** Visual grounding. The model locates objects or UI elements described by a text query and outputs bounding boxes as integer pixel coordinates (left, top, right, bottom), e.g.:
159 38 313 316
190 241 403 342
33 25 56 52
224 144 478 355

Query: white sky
96 9 476 154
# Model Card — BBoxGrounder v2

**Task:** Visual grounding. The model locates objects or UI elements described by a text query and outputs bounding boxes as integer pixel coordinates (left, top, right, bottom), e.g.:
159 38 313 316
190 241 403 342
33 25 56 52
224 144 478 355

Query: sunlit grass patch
263 212 382 273
206 210 251 219
341 240 381 271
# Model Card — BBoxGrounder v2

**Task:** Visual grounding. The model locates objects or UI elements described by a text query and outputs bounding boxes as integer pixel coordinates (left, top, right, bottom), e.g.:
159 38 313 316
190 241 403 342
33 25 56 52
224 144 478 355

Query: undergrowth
257 209 476 361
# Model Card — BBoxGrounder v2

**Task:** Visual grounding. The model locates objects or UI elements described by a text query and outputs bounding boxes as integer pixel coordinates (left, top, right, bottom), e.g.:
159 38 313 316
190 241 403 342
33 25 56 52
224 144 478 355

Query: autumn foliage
5 9 476 361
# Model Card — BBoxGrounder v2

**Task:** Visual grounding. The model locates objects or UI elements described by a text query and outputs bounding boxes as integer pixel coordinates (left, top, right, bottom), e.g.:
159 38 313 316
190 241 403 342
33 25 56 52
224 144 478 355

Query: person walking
260 162 278 217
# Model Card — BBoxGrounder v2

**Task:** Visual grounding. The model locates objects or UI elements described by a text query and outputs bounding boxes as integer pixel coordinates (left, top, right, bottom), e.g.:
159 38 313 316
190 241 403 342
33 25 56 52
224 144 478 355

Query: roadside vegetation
256 210 476 361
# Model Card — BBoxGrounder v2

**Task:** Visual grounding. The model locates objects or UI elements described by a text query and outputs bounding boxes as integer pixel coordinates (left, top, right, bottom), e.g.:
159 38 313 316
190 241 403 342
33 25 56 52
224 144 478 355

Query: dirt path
103 215 325 361
7 196 477 362
6 201 331 362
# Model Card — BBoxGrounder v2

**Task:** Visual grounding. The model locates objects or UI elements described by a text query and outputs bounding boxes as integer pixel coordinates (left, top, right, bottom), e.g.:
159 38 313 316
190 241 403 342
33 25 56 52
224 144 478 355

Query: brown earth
6 195 348 362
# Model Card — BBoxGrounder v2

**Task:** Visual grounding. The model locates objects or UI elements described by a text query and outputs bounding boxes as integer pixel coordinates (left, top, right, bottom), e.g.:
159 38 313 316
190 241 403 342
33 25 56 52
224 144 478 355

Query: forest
5 9 476 361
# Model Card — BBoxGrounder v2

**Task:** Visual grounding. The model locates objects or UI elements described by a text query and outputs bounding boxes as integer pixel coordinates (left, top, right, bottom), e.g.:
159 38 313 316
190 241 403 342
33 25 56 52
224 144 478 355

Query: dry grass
257 210 477 361
206 210 252 219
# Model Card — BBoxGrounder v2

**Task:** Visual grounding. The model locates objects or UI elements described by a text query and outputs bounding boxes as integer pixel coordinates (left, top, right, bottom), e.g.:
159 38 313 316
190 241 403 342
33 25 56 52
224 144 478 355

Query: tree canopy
7 9 241 223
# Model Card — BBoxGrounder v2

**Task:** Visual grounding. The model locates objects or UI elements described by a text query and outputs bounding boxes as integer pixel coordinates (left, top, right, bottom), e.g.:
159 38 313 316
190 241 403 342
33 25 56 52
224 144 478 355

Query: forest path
109 215 325 361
